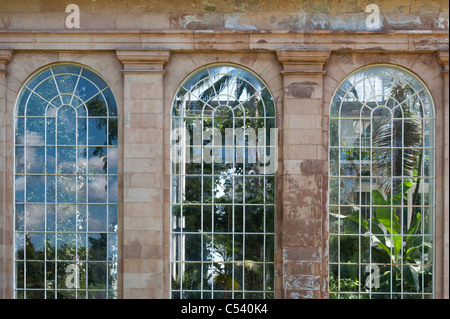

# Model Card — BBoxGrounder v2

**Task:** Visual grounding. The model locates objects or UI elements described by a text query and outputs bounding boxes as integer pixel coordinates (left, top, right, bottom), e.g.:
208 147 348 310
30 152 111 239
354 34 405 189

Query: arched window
14 64 118 299
328 65 435 299
170 64 277 299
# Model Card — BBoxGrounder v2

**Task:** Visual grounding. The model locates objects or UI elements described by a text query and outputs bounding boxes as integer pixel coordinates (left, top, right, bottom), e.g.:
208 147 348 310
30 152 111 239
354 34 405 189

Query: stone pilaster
0 49 12 299
277 50 330 299
438 50 449 299
116 50 170 298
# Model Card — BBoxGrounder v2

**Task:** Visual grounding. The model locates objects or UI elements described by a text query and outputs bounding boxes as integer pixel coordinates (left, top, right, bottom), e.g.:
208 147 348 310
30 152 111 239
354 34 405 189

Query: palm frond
371 84 424 197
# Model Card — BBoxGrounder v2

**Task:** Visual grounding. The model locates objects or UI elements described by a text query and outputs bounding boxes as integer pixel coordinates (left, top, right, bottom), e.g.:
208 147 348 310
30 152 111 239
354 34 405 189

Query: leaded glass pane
329 65 435 299
14 64 118 299
171 64 276 299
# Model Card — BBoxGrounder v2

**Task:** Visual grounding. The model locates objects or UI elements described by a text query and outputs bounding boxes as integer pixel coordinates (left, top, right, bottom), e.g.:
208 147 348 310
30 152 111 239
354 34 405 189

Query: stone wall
0 0 448 299
0 0 448 31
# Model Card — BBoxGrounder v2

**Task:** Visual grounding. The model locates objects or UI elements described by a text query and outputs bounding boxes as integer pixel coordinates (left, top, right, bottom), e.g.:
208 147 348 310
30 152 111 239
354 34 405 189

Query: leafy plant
334 180 432 294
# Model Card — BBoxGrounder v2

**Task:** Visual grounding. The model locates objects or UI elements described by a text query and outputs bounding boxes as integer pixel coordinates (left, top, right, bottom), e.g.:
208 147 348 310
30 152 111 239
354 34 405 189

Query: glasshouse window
328 65 435 299
14 64 118 299
170 64 277 299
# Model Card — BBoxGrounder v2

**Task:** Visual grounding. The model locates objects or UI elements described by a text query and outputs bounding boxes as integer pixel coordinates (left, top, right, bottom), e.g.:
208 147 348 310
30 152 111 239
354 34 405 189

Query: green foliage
329 274 361 299
331 180 432 295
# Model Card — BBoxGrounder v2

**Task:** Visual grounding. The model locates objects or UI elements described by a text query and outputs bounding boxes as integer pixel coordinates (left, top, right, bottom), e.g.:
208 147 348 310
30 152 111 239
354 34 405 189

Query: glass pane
185 234 201 261
26 175 45 202
46 117 56 145
57 233 77 260
214 204 232 232
245 177 264 204
15 204 25 231
57 147 77 174
88 147 107 174
88 205 107 232
87 262 107 289
108 176 118 203
26 261 45 288
184 176 202 203
265 206 275 233
102 88 117 116
74 77 100 103
34 77 60 106
86 94 107 116
25 204 45 232
77 204 87 232
245 234 264 261
25 146 45 174
57 106 77 145
183 205 201 233
88 234 107 261
88 118 107 146
88 176 107 203
57 205 76 232
54 74 78 95
77 117 87 146
46 205 56 232
203 205 212 232
245 205 264 233
108 118 118 145
26 117 45 146
57 175 76 203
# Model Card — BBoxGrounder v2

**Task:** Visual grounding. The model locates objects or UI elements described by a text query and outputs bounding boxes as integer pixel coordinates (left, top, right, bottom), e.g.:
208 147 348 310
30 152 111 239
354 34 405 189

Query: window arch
328 64 435 299
170 64 277 299
14 63 118 299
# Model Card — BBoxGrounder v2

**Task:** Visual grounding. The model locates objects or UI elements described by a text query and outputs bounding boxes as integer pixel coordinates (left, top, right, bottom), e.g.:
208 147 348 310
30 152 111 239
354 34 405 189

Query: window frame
328 64 436 299
169 63 277 299
13 63 119 299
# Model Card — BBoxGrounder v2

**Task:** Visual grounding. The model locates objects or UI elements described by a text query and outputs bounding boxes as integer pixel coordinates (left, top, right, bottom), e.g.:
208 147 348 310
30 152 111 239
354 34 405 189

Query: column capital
0 49 13 75
276 50 330 75
116 50 170 73
438 50 449 74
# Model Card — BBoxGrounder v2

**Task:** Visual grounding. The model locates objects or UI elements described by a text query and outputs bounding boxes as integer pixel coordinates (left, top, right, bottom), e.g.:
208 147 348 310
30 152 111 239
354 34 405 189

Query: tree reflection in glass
14 64 118 299
171 64 276 299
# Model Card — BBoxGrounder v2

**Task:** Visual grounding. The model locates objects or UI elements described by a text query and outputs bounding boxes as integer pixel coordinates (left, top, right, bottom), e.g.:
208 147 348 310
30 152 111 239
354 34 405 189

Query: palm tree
371 82 424 226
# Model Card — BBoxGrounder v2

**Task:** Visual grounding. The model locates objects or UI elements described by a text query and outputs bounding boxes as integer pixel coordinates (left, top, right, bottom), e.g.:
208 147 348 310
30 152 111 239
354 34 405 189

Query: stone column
438 50 449 299
0 49 12 299
276 50 330 299
116 50 170 299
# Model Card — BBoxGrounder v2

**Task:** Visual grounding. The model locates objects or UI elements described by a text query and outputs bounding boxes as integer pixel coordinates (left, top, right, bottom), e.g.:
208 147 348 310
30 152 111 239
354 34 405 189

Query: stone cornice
1 30 448 52
277 50 330 75
438 50 449 73
0 49 13 74
116 50 170 72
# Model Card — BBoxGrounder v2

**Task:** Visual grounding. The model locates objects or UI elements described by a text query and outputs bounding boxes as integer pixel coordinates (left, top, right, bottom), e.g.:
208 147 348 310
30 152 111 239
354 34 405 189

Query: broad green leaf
404 242 432 261
403 264 420 291
406 212 421 250
372 190 388 206
372 190 402 257
391 180 412 205
348 210 368 230
376 242 394 261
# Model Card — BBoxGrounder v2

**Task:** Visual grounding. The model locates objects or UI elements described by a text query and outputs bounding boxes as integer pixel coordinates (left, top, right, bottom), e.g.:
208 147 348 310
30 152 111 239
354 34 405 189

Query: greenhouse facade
0 0 448 299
